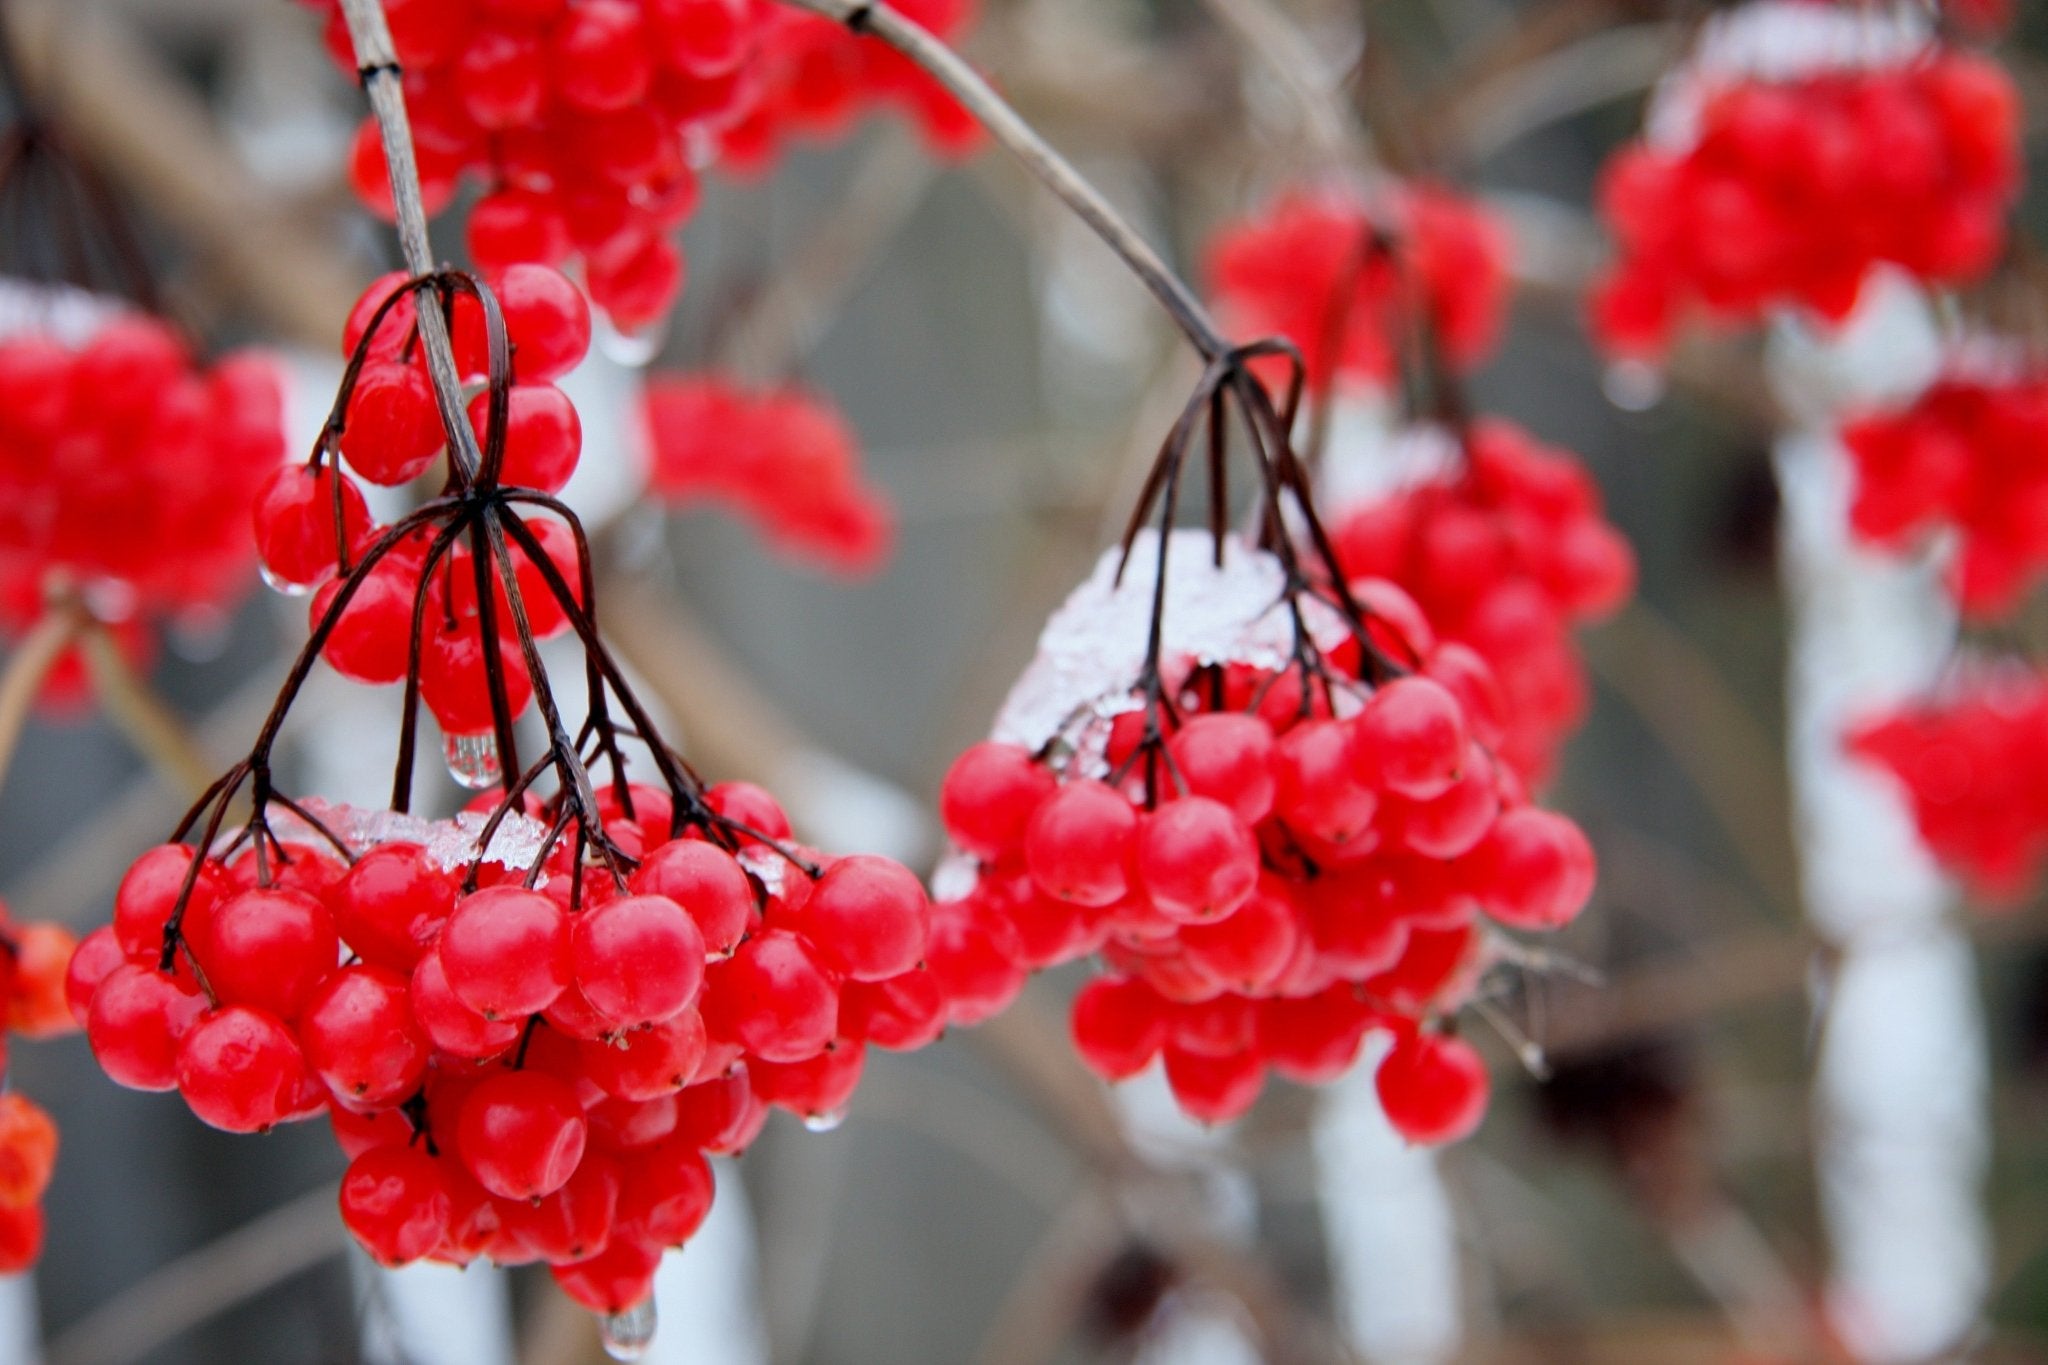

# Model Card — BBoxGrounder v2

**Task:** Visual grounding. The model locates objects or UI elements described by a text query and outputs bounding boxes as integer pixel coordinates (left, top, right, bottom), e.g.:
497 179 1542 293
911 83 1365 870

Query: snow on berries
1327 419 1635 782
0 296 286 710
1592 0 2020 360
304 0 979 329
1841 350 2048 618
1205 182 1510 395
932 529 1596 1132
1849 666 2048 905
641 373 895 575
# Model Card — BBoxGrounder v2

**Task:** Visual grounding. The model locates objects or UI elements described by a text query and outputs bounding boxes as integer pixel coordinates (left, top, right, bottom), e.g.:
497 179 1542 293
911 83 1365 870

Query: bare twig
0 596 85 796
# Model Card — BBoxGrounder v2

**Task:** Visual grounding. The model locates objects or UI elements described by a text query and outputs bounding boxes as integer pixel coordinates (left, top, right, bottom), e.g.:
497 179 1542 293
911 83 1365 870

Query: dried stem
0 595 86 797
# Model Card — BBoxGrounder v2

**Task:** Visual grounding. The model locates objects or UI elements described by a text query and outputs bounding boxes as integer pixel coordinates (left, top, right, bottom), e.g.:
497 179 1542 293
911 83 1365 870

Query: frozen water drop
599 1298 657 1360
1602 361 1666 412
802 1107 848 1133
444 732 503 790
258 563 316 597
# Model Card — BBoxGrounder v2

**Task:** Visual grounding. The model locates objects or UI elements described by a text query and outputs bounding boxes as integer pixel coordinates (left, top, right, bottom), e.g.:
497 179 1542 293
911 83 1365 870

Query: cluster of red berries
80 781 944 1313
1842 366 2048 619
0 315 285 708
928 537 1595 1132
1328 420 1634 783
250 268 592 754
1848 669 2048 904
0 902 84 1271
311 0 978 330
641 374 894 576
1593 36 2020 360
1205 183 1510 394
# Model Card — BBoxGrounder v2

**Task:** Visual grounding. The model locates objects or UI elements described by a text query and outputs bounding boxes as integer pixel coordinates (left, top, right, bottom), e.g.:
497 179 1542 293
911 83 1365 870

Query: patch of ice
266 799 556 876
989 531 1348 764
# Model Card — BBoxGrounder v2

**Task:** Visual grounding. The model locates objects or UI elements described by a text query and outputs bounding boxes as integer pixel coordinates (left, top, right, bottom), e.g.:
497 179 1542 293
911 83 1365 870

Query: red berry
456 1069 588 1201
573 894 706 1028
439 885 573 1019
177 1006 318 1133
1024 780 1135 907
1376 1032 1488 1144
300 965 430 1109
341 1145 452 1266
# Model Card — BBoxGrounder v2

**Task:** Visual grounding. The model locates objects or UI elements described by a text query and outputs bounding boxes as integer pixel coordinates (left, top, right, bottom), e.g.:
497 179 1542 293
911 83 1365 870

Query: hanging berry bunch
931 346 1597 1131
1199 182 1633 784
641 372 894 576
1326 420 1635 783
1840 350 2048 618
0 312 286 709
1591 0 2020 361
81 268 946 1334
304 0 979 330
0 104 289 711
1204 182 1510 398
1848 663 2048 905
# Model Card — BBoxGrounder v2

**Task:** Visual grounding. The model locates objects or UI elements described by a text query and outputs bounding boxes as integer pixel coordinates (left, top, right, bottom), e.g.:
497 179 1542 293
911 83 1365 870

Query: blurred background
2 0 2047 1361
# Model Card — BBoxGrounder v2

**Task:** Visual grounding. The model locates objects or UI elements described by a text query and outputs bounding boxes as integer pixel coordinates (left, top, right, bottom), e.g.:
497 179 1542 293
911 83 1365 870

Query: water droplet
1602 361 1666 412
444 732 503 790
802 1107 847 1133
258 563 316 597
599 1298 657 1360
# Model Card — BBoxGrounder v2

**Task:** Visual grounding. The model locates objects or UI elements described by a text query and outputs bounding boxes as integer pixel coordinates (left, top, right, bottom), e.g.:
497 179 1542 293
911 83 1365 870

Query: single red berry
1024 780 1136 907
439 885 573 1019
341 1145 452 1266
628 839 756 955
300 964 430 1109
456 1069 588 1201
788 855 928 982
176 1006 318 1133
572 894 707 1029
1376 1031 1489 1144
